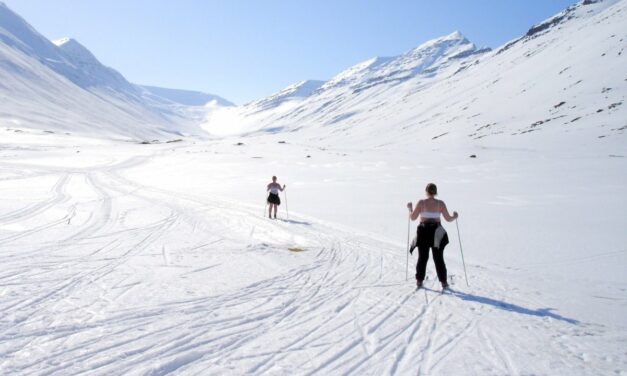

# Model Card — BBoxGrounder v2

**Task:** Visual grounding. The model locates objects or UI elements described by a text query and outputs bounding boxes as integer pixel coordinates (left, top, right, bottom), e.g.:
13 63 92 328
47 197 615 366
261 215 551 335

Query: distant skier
407 183 458 290
267 176 286 219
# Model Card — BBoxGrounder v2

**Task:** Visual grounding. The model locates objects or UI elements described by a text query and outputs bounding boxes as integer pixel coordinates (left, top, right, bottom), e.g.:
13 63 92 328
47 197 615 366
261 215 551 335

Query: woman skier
407 183 458 290
267 176 286 219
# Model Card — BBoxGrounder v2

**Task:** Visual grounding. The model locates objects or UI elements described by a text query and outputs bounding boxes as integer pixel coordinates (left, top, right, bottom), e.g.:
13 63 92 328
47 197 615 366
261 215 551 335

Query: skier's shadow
450 290 580 325
277 219 311 226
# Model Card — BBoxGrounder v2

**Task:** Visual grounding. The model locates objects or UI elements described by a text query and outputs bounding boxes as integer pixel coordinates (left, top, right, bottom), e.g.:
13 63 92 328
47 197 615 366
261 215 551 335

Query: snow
250 80 326 110
202 0 626 147
200 29 488 137
139 85 234 107
1 0 626 374
52 37 138 93
0 129 625 375
0 4 232 140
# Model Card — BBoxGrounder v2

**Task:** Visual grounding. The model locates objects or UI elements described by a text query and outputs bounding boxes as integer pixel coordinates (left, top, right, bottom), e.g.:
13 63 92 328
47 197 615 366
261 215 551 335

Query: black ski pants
416 246 447 283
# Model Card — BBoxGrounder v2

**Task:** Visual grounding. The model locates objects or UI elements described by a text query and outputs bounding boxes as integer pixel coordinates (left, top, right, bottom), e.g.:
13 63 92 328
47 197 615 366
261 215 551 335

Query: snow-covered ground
0 129 625 375
1 0 626 374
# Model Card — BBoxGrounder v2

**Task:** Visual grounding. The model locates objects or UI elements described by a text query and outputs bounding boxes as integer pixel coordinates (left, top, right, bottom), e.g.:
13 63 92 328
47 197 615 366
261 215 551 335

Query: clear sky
3 0 577 104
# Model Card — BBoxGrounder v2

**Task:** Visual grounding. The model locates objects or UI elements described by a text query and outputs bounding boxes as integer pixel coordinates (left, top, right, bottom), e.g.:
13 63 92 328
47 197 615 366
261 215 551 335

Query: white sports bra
420 211 440 219
420 201 441 221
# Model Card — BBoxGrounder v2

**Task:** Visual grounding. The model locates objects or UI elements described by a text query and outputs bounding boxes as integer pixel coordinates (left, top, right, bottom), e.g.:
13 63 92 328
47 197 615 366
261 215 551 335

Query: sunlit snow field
0 129 625 375
1 0 626 374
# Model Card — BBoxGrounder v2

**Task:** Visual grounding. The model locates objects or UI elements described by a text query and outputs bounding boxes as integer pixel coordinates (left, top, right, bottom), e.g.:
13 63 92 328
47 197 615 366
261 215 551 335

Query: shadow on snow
276 218 312 226
450 289 580 325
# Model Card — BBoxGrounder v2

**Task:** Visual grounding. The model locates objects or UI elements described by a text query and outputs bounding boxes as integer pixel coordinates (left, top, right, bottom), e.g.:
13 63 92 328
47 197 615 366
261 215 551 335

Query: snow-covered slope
139 85 233 107
0 3 229 140
202 80 326 136
250 80 325 111
0 126 625 375
0 2 82 87
52 37 138 94
202 31 489 137
202 0 626 149
0 1 626 374
319 31 488 94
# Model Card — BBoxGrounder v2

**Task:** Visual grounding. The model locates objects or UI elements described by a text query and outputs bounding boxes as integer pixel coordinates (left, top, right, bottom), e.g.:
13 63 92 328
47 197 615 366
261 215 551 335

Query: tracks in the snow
1 149 619 375
0 155 491 375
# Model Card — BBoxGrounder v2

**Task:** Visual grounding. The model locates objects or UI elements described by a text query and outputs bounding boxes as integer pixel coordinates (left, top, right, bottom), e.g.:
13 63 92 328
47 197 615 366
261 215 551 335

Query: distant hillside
202 0 626 152
0 2 231 140
139 85 233 107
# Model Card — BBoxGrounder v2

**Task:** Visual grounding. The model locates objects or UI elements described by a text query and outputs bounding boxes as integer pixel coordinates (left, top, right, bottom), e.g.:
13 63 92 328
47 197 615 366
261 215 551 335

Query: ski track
0 151 624 375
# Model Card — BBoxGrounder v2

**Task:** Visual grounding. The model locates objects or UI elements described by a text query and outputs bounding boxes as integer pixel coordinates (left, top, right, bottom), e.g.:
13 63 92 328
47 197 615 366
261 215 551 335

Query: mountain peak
248 79 324 110
52 37 74 47
140 85 234 107
284 80 325 94
415 30 471 50
53 37 100 65
446 30 464 40
318 30 480 94
53 37 88 51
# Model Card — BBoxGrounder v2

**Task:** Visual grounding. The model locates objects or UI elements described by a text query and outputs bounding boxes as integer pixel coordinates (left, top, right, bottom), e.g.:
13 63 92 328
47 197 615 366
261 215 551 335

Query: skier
407 183 458 290
267 176 286 219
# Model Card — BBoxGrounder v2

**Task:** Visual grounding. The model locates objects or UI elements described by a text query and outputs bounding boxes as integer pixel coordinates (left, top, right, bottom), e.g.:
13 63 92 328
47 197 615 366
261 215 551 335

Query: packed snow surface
0 127 625 375
0 0 626 374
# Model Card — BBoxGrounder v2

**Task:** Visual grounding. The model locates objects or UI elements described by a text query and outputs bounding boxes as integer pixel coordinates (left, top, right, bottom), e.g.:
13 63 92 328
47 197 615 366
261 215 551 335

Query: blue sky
4 0 577 104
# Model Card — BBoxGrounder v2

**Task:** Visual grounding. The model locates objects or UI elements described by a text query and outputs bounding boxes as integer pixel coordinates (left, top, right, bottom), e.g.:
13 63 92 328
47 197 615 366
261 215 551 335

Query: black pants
415 222 448 283
416 246 447 283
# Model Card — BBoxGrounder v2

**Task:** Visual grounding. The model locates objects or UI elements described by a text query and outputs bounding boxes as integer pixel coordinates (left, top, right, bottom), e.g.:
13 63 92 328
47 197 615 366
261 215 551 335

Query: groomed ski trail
0 150 624 375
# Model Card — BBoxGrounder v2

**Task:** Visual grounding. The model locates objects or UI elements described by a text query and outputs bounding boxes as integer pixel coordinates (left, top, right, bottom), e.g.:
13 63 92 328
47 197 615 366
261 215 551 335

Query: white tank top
420 211 440 219
420 201 441 220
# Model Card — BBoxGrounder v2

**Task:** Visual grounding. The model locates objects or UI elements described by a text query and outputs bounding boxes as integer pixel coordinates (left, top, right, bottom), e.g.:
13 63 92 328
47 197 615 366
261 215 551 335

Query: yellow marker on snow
288 247 305 252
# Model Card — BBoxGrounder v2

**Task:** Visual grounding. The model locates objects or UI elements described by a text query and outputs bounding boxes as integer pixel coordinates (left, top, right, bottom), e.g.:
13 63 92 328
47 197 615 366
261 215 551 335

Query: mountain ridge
0 2 233 140
201 0 626 148
139 85 234 107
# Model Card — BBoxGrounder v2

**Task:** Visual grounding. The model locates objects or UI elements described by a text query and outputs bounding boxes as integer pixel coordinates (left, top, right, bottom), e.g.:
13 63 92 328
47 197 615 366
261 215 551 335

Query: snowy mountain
202 0 626 149
320 31 488 93
52 37 138 94
249 80 325 111
1 1 626 374
201 31 491 136
0 2 79 86
138 85 233 107
0 2 231 140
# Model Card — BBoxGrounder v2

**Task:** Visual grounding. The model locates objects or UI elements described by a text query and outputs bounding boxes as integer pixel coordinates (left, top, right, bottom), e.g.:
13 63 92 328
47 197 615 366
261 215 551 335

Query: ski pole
406 215 410 281
455 218 469 287
284 190 289 220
